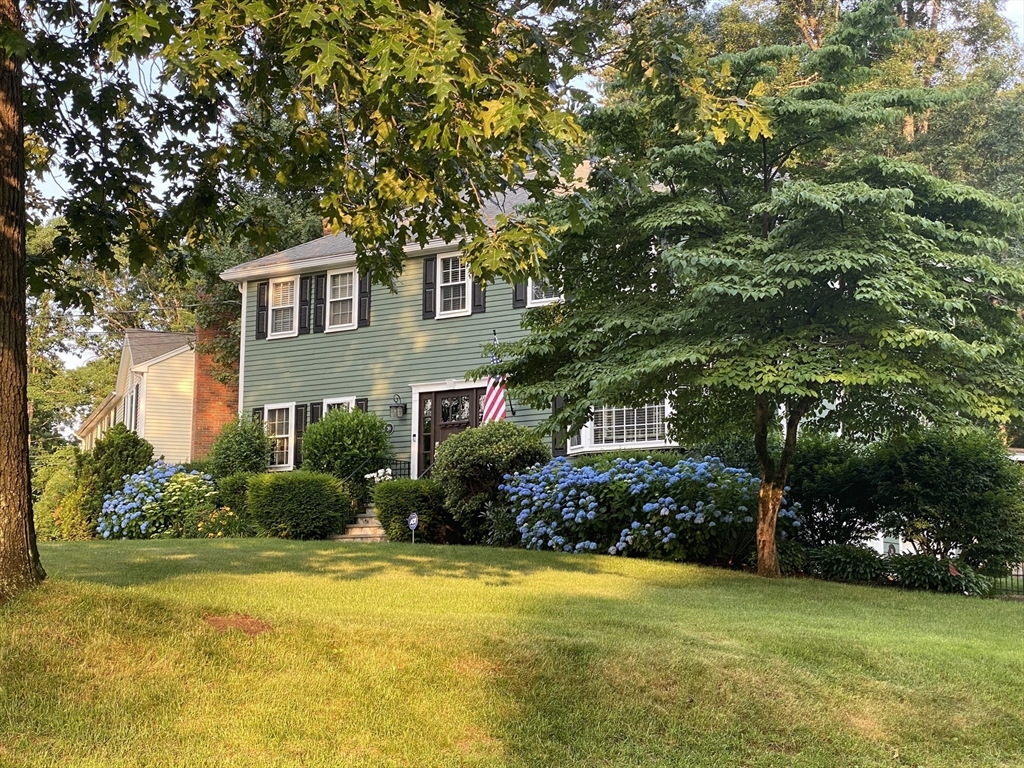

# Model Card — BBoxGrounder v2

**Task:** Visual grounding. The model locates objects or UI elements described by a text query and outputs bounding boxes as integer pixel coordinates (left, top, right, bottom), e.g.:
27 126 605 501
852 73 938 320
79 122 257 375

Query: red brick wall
190 324 239 461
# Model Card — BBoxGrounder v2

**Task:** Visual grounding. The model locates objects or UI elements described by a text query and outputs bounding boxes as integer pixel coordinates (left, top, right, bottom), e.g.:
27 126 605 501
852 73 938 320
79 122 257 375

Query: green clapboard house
221 195 676 477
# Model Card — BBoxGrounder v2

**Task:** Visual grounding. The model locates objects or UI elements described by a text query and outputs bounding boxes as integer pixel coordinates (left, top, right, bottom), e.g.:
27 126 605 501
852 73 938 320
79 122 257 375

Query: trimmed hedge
373 479 454 543
216 472 255 531
247 471 355 539
433 421 550 543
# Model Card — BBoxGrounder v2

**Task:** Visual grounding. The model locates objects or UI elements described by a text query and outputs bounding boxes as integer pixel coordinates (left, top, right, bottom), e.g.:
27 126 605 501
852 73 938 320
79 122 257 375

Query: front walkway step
333 512 387 543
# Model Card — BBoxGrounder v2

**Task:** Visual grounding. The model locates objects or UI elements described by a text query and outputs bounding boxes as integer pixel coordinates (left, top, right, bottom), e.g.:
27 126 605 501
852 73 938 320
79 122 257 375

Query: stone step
345 525 384 537
354 515 380 526
331 536 387 544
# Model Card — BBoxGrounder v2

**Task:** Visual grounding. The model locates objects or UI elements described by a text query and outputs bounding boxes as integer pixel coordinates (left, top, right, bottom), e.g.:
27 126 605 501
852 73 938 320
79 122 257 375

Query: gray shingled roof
221 188 534 281
125 329 194 366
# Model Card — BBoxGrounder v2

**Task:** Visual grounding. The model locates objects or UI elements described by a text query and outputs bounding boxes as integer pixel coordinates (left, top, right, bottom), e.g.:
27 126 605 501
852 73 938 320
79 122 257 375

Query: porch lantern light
389 394 407 418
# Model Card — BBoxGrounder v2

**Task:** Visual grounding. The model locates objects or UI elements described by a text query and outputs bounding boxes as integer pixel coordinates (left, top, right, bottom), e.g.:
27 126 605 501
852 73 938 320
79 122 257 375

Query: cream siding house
77 330 196 463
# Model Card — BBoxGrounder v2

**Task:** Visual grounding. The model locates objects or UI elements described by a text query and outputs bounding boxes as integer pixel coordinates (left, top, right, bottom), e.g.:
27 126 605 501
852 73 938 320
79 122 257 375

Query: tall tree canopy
485 0 1024 576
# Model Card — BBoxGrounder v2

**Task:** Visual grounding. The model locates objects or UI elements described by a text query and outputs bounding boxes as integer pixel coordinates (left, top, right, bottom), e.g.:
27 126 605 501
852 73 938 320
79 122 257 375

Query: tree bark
0 0 45 604
753 394 812 578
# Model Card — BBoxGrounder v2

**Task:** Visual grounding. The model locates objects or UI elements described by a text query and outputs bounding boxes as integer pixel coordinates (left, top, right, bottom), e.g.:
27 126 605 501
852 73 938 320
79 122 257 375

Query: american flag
482 331 508 423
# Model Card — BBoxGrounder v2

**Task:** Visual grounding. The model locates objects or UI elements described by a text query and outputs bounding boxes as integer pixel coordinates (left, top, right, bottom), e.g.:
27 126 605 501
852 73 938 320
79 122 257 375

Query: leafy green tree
1 0 623 601
485 0 1024 577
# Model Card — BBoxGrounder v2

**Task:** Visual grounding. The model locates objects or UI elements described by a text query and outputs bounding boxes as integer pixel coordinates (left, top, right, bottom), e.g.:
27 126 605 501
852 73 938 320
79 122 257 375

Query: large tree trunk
753 395 812 578
0 0 45 604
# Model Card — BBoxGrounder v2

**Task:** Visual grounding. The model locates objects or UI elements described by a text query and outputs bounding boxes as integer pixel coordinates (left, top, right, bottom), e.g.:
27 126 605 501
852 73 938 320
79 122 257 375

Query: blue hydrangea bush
96 460 217 539
501 456 800 566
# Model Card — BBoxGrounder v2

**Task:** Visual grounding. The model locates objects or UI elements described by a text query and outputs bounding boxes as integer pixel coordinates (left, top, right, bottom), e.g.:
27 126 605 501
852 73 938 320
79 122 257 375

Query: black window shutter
313 273 327 333
251 407 263 424
294 404 308 467
422 256 436 319
298 275 312 335
255 281 269 339
512 282 527 309
355 397 369 413
551 395 567 457
471 278 486 314
310 402 323 425
358 273 371 327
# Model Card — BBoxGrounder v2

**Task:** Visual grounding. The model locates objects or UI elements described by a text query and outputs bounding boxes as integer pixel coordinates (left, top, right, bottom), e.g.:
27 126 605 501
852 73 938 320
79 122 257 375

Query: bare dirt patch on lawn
204 613 271 636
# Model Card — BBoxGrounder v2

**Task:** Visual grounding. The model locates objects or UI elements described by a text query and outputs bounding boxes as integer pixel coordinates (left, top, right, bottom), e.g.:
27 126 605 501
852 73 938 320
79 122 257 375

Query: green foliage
161 473 220 538
775 540 808 577
88 424 155 499
788 434 878 547
208 416 272 478
887 554 992 596
247 472 354 540
302 407 393 502
433 421 550 544
807 545 888 583
52 483 95 541
372 479 453 544
216 473 253 523
31 446 79 541
868 428 1024 574
481 2 1024 576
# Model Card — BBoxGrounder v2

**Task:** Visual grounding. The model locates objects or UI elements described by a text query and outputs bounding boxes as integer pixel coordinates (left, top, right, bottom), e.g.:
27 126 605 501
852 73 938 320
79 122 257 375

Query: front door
418 387 486 474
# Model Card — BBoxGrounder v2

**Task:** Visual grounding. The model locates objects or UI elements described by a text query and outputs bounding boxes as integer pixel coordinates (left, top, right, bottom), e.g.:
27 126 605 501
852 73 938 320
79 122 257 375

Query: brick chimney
190 323 239 461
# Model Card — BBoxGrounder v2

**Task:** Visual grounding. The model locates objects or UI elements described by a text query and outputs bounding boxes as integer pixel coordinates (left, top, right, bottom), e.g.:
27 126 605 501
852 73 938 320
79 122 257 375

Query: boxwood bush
433 421 550 544
247 471 354 539
209 416 272 478
373 479 455 543
302 407 392 503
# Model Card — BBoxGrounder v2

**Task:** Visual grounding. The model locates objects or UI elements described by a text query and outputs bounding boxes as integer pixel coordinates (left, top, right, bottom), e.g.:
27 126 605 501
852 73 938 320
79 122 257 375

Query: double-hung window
527 277 560 307
326 268 357 331
323 397 356 412
568 402 675 454
264 403 295 469
269 277 299 338
438 255 471 318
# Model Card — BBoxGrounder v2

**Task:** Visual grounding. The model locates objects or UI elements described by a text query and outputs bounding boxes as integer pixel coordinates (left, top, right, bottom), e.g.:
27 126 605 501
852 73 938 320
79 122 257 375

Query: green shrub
32 447 79 540
182 458 214 475
807 544 888 583
887 554 992 596
161 472 220 537
302 407 392 503
247 471 355 539
776 539 808 576
867 428 1024 575
788 433 878 547
88 423 155 498
217 472 253 518
208 416 272 478
433 421 551 544
96 462 217 539
373 479 455 543
53 482 95 540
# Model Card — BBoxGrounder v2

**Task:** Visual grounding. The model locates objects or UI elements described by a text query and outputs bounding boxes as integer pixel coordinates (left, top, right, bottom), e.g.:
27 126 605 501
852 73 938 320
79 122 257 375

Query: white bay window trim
268 276 299 339
264 402 296 470
326 267 357 332
527 277 561 307
567 401 675 454
436 254 472 319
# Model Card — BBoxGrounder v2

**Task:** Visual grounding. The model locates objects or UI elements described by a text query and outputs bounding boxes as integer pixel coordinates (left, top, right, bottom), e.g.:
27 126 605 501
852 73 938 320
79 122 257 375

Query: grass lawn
1 541 1022 767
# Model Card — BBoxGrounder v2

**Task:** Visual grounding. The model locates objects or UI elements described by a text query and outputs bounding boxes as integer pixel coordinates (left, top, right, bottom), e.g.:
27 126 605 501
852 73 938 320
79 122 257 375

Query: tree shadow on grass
39 539 621 589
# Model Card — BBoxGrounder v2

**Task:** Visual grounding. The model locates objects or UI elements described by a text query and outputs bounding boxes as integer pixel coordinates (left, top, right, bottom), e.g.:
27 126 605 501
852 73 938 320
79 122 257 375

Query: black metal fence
990 568 1024 597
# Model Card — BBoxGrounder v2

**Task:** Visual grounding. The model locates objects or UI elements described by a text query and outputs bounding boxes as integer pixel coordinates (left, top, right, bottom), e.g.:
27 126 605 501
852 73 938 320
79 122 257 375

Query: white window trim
264 402 296 471
567 401 676 455
323 396 357 412
526 277 561 308
268 276 300 339
325 267 358 332
436 254 472 319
